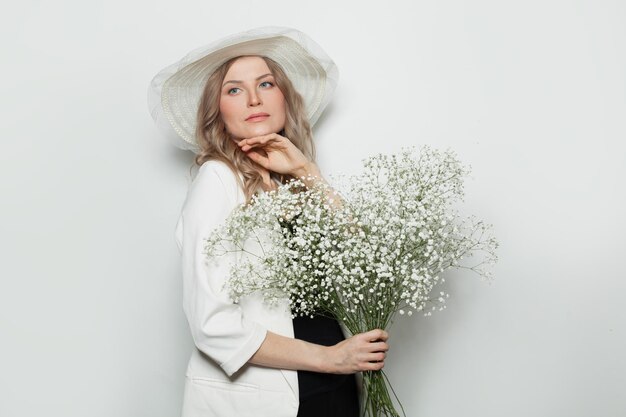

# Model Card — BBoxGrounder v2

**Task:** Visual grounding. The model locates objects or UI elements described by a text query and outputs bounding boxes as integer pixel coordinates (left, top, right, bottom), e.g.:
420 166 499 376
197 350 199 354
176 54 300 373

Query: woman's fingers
357 330 389 355
363 328 388 342
239 133 283 149
358 354 386 371
360 331 389 369
369 341 389 353
329 329 391 374
364 351 386 362
238 133 308 176
239 139 281 153
363 361 385 371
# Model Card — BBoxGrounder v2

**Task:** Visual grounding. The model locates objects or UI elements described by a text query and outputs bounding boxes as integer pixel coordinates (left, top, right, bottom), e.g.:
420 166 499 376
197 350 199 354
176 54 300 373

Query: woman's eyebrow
222 73 273 87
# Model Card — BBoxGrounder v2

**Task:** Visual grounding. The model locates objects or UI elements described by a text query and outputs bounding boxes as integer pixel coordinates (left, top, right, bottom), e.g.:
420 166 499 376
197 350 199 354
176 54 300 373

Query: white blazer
175 159 360 417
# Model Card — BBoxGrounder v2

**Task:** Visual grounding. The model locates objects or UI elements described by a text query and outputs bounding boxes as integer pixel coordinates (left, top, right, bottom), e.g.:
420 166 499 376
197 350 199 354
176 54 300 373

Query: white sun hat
147 26 339 153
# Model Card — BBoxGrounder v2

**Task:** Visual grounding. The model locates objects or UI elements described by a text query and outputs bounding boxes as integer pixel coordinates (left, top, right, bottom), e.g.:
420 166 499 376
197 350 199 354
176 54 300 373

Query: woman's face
219 56 287 141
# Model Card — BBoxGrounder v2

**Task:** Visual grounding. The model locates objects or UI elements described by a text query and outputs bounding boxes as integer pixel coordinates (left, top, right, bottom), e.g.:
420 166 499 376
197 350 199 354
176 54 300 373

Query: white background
1 0 625 416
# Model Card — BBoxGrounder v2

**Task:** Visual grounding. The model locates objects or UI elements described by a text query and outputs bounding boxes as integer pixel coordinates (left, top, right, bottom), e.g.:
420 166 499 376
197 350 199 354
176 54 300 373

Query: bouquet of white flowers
204 146 498 417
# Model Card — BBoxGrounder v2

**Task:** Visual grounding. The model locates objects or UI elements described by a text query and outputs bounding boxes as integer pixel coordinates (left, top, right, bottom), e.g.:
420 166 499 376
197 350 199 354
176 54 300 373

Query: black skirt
293 313 360 417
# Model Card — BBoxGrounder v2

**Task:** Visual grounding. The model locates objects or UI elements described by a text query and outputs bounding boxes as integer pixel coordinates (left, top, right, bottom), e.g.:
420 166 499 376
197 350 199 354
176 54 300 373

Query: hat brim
147 26 339 152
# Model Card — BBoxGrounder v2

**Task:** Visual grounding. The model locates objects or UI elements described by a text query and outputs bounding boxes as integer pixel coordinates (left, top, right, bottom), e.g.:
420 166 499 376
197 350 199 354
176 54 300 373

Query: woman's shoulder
181 160 240 216
196 159 241 186
198 159 231 175
190 159 244 205
199 159 241 177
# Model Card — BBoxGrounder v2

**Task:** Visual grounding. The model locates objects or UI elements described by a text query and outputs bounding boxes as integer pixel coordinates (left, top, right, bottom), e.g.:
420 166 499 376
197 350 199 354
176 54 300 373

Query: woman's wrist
292 161 326 190
292 160 320 181
317 344 337 373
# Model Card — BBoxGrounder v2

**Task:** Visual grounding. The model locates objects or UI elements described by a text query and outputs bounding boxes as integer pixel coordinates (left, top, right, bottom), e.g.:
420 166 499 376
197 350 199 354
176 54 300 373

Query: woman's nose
248 90 261 106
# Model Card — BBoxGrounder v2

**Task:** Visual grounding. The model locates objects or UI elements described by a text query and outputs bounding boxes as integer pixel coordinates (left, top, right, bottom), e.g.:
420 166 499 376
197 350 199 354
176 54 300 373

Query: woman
148 26 389 417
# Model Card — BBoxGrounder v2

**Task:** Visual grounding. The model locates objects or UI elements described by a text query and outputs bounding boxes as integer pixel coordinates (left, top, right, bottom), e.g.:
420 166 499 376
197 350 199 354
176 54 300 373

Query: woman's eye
226 81 272 95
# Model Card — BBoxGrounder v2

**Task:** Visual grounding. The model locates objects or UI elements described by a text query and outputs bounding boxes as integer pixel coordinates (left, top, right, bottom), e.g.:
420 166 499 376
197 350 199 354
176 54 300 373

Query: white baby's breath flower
203 145 498 332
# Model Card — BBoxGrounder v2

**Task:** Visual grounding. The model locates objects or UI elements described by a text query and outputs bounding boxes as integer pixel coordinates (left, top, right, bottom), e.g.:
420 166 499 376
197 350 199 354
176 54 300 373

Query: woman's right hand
325 329 389 374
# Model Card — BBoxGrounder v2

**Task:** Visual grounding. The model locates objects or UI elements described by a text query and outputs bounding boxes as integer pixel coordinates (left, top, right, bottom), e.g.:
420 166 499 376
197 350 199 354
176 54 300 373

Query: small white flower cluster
204 145 499 336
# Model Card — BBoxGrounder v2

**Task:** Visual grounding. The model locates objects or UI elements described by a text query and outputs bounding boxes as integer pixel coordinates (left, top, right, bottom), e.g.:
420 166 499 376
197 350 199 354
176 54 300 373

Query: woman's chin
230 123 285 139
245 127 282 137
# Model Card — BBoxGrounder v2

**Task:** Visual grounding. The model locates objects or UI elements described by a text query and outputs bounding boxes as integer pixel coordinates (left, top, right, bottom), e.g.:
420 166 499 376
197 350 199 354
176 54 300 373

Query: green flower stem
361 370 405 417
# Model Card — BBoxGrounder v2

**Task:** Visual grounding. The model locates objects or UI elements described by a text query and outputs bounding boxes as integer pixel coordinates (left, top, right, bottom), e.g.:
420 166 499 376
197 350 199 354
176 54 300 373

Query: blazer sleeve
176 161 268 377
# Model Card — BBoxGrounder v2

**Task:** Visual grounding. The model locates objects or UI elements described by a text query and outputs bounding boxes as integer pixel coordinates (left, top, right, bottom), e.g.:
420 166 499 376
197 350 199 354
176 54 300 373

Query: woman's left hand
237 133 310 177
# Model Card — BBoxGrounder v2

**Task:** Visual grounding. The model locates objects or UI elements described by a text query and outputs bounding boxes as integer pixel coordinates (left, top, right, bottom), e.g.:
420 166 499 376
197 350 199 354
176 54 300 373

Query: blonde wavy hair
194 55 316 205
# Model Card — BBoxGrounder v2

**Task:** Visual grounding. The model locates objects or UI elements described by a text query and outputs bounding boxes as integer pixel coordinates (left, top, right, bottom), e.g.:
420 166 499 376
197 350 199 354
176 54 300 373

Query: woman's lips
246 113 269 122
